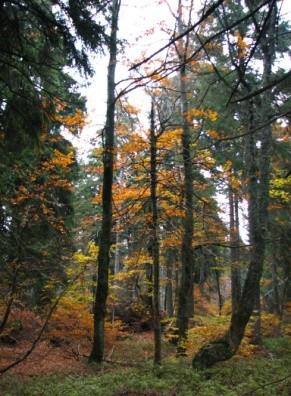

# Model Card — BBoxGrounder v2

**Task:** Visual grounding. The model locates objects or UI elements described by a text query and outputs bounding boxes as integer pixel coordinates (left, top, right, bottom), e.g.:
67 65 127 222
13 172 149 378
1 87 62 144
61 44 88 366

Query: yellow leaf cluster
196 149 216 168
120 133 147 154
123 103 140 115
270 176 291 203
53 108 86 134
235 31 249 59
124 254 152 267
114 186 150 205
161 236 180 248
207 129 220 139
49 149 75 168
46 175 74 191
157 128 182 150
186 107 218 123
113 269 142 282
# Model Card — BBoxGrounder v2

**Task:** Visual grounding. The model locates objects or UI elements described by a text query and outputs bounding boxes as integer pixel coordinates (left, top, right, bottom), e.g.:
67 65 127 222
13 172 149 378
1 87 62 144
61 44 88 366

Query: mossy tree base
192 336 235 369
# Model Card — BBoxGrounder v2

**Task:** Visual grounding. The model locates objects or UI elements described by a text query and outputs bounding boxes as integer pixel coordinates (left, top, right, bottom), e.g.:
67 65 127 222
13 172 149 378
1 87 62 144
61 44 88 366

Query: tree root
192 337 235 369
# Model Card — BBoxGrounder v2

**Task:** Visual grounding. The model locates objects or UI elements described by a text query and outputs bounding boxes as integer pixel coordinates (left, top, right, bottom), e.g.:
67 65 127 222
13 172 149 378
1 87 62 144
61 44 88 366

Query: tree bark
89 0 120 364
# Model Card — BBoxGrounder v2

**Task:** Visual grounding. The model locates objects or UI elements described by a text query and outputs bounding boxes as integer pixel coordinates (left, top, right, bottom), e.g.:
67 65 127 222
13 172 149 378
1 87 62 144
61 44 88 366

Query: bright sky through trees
71 0 291 158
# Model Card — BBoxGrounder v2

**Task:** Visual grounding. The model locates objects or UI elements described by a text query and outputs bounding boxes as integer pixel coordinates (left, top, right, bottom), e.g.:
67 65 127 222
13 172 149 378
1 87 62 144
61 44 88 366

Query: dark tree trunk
149 101 162 365
214 269 223 316
89 0 120 364
176 60 194 342
176 1 194 344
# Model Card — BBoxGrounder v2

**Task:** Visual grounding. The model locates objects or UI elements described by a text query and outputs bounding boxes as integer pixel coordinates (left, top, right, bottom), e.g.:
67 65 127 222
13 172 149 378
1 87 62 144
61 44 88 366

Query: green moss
1 337 290 396
263 336 291 357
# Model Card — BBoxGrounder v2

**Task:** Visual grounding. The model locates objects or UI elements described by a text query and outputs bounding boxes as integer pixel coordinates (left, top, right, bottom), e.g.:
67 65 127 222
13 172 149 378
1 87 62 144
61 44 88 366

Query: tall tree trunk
89 0 120 364
176 1 194 345
149 101 162 365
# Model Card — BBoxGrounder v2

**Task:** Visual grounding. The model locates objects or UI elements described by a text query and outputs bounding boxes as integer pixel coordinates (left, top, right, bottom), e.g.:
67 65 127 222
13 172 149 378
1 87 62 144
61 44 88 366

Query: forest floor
0 308 291 395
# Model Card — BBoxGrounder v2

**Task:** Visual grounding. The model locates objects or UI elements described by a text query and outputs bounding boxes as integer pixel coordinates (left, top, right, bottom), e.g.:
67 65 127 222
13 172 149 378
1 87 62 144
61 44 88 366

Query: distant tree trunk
149 101 162 365
176 1 194 345
164 250 174 317
271 257 281 317
250 286 262 345
114 227 121 274
188 279 194 318
214 269 223 316
229 179 241 314
89 0 120 364
111 225 121 323
144 262 153 312
174 266 179 315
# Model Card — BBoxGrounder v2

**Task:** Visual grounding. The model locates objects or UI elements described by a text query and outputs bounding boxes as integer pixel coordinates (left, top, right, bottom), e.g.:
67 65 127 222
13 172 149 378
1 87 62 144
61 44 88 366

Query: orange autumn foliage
47 296 122 348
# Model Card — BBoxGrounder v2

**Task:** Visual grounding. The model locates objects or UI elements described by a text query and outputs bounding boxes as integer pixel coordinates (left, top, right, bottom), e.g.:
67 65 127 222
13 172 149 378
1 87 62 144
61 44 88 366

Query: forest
0 0 290 395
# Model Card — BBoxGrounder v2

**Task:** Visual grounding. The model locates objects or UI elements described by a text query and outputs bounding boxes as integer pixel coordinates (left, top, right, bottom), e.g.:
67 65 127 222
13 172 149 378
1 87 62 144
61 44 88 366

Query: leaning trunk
193 98 267 367
192 1 276 367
